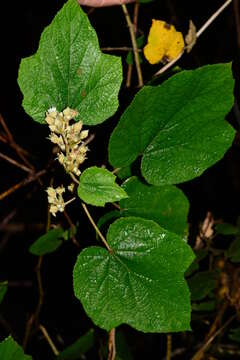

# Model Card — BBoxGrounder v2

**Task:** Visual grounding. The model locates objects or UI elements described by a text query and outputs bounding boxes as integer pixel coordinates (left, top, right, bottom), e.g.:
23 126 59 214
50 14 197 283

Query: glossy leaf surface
120 177 189 236
78 167 128 206
109 64 234 185
73 217 194 332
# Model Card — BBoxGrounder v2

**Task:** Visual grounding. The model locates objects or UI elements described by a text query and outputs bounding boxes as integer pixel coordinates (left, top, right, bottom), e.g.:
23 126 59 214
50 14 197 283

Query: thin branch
126 2 140 87
196 0 232 38
233 0 240 48
64 210 80 247
154 0 233 76
81 202 112 252
34 256 44 323
0 151 33 173
0 114 34 169
108 328 116 360
121 4 143 87
39 324 59 356
191 314 236 360
166 334 172 360
0 169 46 201
101 46 141 52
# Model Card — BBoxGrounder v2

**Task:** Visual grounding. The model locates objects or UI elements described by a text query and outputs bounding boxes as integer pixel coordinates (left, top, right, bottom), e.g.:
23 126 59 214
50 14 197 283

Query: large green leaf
120 177 189 236
73 217 194 332
18 0 122 125
109 64 234 185
0 336 32 360
78 167 128 206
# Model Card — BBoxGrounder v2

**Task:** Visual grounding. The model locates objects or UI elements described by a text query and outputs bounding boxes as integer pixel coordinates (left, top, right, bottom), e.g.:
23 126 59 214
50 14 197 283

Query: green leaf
97 211 121 231
109 63 234 185
192 300 216 312
0 336 32 360
188 271 218 301
116 165 132 181
57 329 95 360
62 226 77 241
73 217 194 332
120 177 189 236
78 167 128 207
0 282 8 305
185 249 208 277
29 228 64 256
18 0 122 125
215 223 238 235
226 236 240 262
229 327 240 343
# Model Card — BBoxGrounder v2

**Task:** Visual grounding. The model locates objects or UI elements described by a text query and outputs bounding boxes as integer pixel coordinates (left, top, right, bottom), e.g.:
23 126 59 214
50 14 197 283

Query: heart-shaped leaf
18 0 122 125
73 217 194 332
78 167 128 206
109 63 234 185
120 177 189 236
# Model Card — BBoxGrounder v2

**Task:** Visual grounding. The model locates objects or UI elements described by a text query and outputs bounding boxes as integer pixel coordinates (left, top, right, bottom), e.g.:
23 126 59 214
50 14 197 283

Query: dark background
0 0 240 358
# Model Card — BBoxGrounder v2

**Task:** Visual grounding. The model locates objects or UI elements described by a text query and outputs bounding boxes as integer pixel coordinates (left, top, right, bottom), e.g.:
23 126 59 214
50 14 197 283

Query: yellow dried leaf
144 20 184 65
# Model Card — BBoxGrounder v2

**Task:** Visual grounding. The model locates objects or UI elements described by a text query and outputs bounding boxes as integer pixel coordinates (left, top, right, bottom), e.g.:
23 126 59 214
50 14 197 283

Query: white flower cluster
45 107 89 176
46 186 65 217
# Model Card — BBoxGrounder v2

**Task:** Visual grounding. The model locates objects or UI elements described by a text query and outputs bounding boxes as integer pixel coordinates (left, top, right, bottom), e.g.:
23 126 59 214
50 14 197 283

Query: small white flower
48 107 57 113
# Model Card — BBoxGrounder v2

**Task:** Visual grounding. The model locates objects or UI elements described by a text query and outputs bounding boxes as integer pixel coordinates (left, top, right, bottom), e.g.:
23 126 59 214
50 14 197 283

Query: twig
0 314 16 338
0 222 44 232
126 2 140 87
64 210 79 247
101 46 141 52
84 133 95 146
0 209 17 229
23 207 50 350
154 0 233 76
39 324 59 356
196 0 232 38
191 314 236 360
81 202 112 253
0 169 46 201
166 334 172 360
233 0 240 48
0 151 33 173
0 114 33 169
34 256 44 323
108 328 116 360
205 301 228 342
22 315 34 350
121 4 143 87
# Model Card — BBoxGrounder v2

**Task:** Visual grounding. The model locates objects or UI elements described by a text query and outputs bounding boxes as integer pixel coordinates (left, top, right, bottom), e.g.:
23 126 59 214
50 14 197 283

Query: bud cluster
46 186 66 217
45 107 89 176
